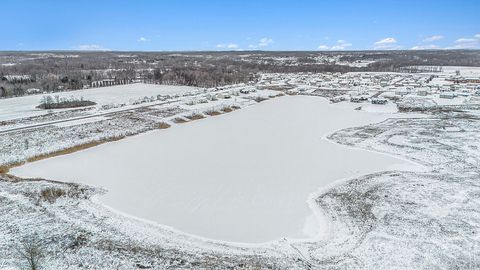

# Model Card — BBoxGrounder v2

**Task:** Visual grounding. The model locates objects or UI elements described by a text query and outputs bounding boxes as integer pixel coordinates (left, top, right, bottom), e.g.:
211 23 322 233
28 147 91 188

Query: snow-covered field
0 83 198 121
12 96 421 243
439 66 480 77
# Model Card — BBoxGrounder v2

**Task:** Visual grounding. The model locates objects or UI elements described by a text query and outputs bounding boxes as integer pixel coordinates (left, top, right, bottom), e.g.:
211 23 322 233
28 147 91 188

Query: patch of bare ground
158 122 171 129
185 113 205 121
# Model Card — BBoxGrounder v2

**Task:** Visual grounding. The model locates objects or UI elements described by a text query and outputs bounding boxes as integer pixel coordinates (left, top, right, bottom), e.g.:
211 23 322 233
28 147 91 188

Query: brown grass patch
26 137 124 164
231 105 241 110
173 117 189 124
0 136 128 176
221 107 233 113
0 165 12 174
40 187 67 203
204 110 222 116
0 137 125 175
185 113 205 120
158 122 171 129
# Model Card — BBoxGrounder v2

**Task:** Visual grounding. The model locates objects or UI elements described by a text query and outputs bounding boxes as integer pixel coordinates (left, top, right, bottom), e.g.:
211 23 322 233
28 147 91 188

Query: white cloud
248 37 274 49
447 36 480 49
138 37 150 42
456 38 476 43
318 40 352 51
374 37 401 50
216 43 239 50
422 35 444 43
74 44 110 51
258 37 273 47
410 44 441 50
375 37 397 45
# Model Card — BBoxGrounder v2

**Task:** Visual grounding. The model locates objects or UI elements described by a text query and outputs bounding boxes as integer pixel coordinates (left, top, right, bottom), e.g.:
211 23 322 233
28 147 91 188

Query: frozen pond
13 96 421 243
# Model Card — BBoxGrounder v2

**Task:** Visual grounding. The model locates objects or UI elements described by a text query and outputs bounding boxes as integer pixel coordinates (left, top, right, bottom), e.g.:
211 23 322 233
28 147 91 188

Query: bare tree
15 236 44 270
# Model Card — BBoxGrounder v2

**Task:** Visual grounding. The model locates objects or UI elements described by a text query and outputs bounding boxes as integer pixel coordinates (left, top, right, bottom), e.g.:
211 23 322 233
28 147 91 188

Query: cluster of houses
261 69 480 106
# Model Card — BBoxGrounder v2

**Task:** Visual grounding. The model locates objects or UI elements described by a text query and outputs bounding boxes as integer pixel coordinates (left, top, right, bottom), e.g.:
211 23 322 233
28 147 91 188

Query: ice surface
12 96 421 243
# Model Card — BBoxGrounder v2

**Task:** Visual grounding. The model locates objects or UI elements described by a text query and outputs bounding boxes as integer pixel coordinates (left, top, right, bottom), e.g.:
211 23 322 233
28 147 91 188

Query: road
0 99 179 135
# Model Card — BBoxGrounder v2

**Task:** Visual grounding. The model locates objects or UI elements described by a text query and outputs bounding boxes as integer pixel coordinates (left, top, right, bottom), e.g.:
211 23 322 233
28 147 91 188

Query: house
350 96 368 103
330 95 347 103
417 90 428 96
395 89 410 96
440 92 456 99
371 98 388 105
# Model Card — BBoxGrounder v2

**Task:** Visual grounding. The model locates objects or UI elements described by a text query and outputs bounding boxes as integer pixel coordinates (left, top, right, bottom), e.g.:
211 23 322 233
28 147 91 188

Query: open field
0 83 198 121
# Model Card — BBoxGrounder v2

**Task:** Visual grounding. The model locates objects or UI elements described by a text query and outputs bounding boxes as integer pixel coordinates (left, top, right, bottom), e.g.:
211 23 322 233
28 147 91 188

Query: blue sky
1 0 479 51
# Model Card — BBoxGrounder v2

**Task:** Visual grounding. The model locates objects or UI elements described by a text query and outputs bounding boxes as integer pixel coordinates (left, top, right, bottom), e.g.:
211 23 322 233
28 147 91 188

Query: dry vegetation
204 110 222 116
0 137 125 174
220 105 240 113
40 187 67 203
0 166 10 174
185 113 205 121
158 122 171 129
26 137 125 164
269 93 285 98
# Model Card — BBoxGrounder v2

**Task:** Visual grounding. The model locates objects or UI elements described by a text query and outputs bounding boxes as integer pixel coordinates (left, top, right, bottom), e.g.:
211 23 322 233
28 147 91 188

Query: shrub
40 187 66 203
221 106 233 113
185 113 205 120
37 95 96 109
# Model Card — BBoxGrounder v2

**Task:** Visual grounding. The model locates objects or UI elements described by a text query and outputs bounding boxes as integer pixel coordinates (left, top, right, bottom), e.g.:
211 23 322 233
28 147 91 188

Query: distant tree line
0 50 479 98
